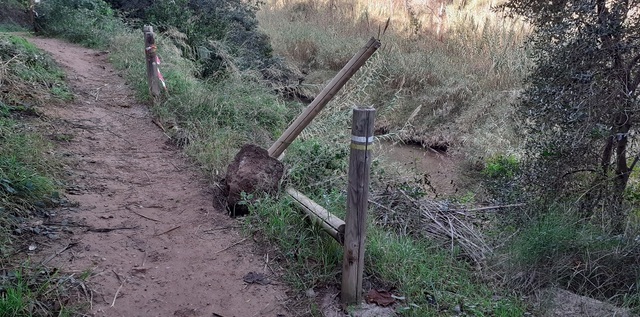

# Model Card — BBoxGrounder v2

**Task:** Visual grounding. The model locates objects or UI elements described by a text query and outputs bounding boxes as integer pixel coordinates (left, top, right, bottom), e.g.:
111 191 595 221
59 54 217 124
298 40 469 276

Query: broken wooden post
268 37 381 159
341 107 375 305
287 187 345 244
143 26 161 99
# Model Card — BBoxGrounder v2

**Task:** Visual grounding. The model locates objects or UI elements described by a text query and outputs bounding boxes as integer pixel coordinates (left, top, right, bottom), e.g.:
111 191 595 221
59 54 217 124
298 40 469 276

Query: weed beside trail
0 33 88 316
0 33 66 249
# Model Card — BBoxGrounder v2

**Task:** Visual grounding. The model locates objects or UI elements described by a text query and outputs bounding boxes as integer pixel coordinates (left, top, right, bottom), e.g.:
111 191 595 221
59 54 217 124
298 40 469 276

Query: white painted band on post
351 136 374 144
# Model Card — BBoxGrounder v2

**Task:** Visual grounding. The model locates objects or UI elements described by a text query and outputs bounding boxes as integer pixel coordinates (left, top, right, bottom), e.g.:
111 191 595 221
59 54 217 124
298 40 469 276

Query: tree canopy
500 0 640 229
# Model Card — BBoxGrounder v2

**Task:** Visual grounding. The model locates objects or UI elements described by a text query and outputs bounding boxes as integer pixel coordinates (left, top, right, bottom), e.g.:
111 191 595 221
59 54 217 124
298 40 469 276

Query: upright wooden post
341 107 375 305
143 26 161 99
268 38 381 159
29 0 35 32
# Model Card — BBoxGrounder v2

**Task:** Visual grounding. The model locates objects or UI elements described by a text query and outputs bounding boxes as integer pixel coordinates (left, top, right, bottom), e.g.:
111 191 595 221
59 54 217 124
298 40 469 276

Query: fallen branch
87 226 138 233
111 279 125 307
132 211 161 222
464 203 525 212
155 225 181 236
40 242 77 266
214 238 248 254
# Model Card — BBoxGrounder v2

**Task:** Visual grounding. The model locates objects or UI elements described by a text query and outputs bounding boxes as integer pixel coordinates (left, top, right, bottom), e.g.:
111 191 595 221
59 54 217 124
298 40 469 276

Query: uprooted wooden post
224 37 381 214
267 37 381 159
342 107 375 305
143 26 162 99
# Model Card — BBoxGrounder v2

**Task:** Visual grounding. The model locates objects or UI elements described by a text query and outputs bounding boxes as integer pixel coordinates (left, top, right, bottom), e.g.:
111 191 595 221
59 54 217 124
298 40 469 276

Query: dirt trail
28 37 287 317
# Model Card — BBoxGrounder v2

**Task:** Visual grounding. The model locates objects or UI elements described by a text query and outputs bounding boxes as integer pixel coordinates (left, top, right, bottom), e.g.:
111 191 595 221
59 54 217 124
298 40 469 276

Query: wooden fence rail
287 187 346 244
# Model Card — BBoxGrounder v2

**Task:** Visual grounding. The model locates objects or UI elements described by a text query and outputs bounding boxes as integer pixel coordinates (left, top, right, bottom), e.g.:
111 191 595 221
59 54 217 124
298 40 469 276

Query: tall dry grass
257 0 530 158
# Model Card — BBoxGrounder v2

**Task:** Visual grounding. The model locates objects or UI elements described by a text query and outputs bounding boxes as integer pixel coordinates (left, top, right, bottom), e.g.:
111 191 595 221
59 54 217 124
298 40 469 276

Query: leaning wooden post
143 26 161 99
341 107 375 305
268 37 381 159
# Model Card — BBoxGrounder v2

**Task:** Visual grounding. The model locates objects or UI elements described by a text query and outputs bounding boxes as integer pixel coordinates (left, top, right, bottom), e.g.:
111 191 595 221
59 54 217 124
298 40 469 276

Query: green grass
0 266 86 317
0 272 30 317
0 33 82 316
103 28 298 173
0 34 66 247
0 34 73 107
246 193 525 316
368 229 525 316
501 207 640 311
0 24 28 32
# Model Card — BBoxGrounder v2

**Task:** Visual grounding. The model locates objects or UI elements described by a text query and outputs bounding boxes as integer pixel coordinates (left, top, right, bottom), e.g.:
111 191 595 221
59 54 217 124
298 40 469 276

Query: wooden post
287 187 346 244
341 107 375 305
29 0 35 32
143 26 161 99
268 37 381 159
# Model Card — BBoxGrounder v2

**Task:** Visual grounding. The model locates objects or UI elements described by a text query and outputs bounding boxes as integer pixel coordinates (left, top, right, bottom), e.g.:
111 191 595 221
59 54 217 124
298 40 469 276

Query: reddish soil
28 37 288 317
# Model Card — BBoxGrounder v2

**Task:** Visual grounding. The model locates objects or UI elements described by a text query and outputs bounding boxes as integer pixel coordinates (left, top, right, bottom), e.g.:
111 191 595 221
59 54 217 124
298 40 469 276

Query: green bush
104 0 276 79
480 154 521 203
283 138 349 196
483 155 519 179
35 0 125 47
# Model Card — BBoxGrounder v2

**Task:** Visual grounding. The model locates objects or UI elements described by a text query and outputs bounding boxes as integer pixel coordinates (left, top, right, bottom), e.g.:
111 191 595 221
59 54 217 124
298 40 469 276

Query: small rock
306 288 316 298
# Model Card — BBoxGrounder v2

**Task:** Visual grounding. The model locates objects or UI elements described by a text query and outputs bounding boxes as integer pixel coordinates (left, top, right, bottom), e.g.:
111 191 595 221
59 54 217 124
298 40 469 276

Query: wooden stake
143 26 161 99
29 0 35 32
341 107 375 305
268 37 381 159
287 187 345 244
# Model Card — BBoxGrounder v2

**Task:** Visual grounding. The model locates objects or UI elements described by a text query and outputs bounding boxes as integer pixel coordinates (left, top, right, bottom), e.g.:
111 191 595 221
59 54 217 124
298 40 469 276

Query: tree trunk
611 113 631 232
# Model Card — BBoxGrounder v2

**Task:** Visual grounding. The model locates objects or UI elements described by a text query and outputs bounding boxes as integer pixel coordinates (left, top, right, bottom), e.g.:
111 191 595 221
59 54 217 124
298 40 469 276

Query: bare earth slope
28 37 287 317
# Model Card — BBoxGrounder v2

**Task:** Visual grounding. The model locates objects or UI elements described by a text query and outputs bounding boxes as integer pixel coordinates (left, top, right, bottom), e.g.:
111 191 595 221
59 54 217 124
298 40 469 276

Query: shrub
35 0 125 47
505 208 640 307
283 138 349 196
104 0 279 80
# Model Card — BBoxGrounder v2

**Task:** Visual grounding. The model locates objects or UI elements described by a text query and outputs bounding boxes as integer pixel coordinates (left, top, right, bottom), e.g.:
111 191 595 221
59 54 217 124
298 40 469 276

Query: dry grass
370 186 492 265
258 0 530 158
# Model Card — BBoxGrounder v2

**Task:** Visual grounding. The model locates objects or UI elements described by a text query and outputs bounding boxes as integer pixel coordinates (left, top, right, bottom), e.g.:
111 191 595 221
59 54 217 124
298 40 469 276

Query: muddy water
378 142 459 198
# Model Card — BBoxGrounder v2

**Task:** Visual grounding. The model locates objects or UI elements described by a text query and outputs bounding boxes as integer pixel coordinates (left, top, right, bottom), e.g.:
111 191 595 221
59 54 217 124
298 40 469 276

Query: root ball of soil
224 144 284 216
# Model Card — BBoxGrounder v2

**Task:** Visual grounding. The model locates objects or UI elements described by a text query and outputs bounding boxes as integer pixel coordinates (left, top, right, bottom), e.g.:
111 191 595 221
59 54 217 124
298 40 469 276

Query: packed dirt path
28 37 288 317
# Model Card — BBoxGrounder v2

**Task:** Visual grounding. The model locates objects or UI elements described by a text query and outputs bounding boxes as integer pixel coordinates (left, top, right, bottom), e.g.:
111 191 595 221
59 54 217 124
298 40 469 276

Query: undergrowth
0 0 30 32
0 33 85 316
0 33 66 250
499 206 640 312
246 193 525 316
